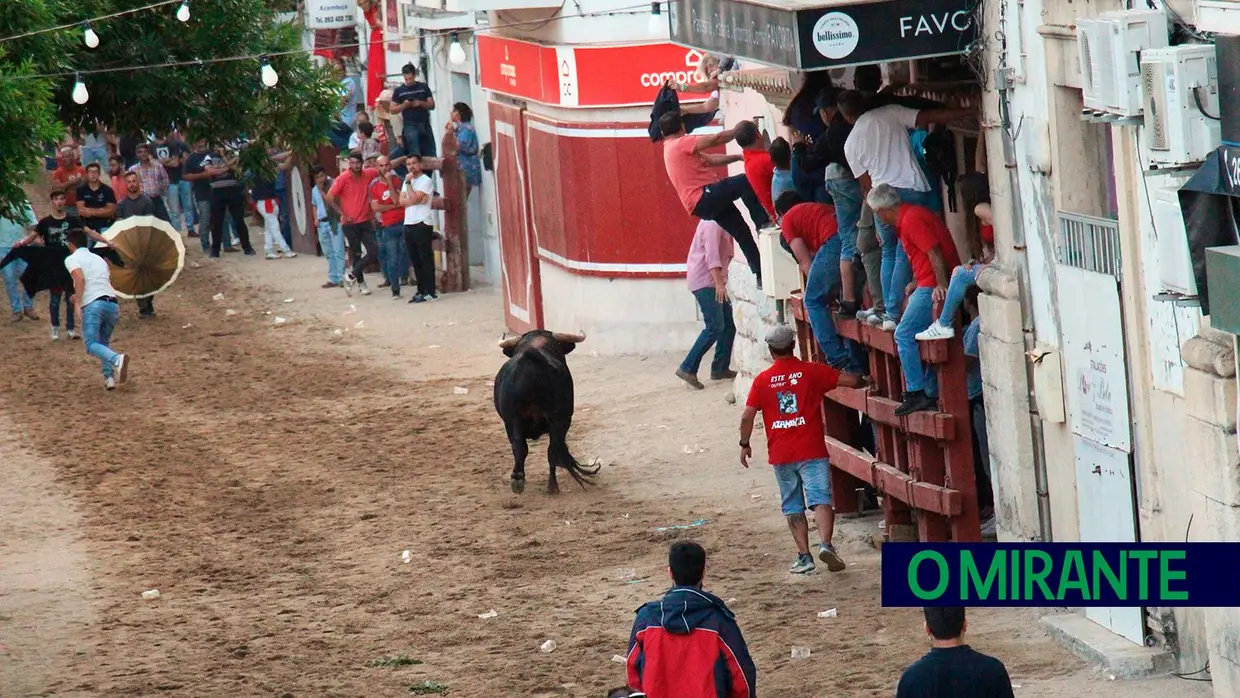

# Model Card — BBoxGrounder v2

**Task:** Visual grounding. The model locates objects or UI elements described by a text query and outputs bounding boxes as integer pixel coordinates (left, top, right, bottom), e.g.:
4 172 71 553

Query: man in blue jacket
625 541 756 698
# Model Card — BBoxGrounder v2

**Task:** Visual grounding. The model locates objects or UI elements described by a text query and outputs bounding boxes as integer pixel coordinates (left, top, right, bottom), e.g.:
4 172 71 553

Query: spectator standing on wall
896 607 1014 698
448 103 483 198
867 184 960 416
391 63 436 159
659 111 767 286
739 325 865 574
675 219 736 390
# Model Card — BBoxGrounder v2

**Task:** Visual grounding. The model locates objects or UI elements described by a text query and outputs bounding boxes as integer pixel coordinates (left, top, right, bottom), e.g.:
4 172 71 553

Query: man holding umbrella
65 228 130 390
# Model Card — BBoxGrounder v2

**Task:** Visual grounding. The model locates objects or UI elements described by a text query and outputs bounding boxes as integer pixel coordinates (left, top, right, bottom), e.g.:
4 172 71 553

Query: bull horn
552 331 587 343
498 335 521 350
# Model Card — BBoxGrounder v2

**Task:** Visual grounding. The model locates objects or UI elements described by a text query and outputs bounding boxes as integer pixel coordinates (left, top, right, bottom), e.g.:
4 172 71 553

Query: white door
1058 265 1144 645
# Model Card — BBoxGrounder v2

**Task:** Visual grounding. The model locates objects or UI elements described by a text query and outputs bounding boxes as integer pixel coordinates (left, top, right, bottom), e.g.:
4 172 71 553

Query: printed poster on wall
1057 265 1133 453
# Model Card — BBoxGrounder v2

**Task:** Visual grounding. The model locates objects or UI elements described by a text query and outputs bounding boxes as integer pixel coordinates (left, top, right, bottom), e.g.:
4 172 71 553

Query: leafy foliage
0 0 340 214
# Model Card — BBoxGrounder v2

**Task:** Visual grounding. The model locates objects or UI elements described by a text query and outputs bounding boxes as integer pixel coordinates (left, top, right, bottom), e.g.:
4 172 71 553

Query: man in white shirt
64 229 130 390
399 158 437 303
840 90 973 327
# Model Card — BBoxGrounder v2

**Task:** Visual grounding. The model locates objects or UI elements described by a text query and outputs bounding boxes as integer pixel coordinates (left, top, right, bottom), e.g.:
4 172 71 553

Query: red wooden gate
788 296 982 542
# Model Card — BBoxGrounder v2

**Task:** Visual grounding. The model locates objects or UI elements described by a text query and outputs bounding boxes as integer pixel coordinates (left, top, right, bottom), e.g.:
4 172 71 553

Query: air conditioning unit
758 227 801 300
1148 175 1198 296
1097 9 1170 116
1077 18 1111 112
1141 44 1221 167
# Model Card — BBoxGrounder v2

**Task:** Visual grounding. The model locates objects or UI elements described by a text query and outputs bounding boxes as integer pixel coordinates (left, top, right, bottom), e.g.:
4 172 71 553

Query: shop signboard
669 0 978 71
306 0 355 29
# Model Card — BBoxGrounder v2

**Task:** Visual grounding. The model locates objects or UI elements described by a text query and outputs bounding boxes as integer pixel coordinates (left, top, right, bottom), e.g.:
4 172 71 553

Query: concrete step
1041 612 1176 679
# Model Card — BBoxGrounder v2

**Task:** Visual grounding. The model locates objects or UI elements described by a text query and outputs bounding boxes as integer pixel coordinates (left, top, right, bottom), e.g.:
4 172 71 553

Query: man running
65 228 130 391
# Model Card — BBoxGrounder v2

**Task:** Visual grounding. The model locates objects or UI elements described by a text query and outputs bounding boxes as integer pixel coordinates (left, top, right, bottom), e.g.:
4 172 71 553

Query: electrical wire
1193 87 1220 121
0 0 186 45
2 3 656 82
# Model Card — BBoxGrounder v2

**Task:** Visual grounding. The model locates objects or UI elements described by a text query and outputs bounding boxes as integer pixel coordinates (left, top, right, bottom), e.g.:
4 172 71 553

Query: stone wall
727 257 781 399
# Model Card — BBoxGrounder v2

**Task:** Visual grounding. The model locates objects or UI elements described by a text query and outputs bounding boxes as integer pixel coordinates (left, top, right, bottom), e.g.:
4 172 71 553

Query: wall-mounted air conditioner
1077 18 1111 112
1097 9 1170 117
758 227 801 300
1141 44 1221 167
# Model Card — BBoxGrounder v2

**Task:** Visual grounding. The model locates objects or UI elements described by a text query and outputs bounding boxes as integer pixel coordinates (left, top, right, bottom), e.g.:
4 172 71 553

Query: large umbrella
102 216 186 299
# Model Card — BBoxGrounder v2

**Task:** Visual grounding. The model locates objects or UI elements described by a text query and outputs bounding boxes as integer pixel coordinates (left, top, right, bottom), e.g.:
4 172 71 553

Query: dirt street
0 243 1214 697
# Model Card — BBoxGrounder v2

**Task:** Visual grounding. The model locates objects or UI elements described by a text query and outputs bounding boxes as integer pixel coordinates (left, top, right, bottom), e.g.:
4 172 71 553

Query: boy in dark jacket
625 541 756 698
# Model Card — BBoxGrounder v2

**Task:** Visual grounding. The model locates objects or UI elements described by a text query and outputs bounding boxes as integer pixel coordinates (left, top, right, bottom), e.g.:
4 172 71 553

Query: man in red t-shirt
740 324 866 574
368 155 408 299
774 193 861 374
327 150 381 296
735 121 775 220
868 184 961 416
51 149 87 216
660 111 768 285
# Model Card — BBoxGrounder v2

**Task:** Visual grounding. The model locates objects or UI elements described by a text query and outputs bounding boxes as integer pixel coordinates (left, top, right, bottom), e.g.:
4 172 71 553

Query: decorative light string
0 0 188 45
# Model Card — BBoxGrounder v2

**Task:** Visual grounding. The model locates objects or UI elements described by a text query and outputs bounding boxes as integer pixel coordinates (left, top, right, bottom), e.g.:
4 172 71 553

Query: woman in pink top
676 219 736 389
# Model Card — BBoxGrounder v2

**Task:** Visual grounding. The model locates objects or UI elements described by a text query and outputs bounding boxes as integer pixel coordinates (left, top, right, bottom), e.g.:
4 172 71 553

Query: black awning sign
671 0 978 71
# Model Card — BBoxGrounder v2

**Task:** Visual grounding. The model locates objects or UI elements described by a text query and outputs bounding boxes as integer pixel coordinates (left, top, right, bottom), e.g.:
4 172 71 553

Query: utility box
758 226 802 300
1207 245 1240 334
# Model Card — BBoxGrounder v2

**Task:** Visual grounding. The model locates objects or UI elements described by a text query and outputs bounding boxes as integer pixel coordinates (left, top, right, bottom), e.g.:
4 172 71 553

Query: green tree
0 0 341 216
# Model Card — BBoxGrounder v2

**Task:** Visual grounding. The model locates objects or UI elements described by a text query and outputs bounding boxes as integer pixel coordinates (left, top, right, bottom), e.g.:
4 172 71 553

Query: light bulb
72 76 89 105
83 24 99 49
648 2 662 33
449 34 466 65
176 2 190 22
260 59 279 88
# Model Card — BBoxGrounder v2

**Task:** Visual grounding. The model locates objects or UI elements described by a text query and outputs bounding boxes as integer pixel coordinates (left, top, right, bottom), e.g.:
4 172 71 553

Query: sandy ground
0 237 1215 696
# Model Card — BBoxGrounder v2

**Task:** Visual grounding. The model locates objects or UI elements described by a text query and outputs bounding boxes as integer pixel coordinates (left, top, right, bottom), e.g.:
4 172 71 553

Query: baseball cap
765 324 796 351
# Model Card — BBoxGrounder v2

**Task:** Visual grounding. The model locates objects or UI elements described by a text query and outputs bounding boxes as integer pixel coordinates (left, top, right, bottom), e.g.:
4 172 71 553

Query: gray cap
765 324 797 350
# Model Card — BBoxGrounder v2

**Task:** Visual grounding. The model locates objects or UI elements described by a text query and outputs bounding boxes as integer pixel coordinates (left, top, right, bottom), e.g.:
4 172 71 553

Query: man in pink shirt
660 111 768 286
676 219 736 389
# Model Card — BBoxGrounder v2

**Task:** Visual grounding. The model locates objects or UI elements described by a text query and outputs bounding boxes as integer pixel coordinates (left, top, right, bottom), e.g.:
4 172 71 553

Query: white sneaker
67 329 80 340
113 354 129 384
980 514 997 537
50 326 60 340
343 272 356 297
105 377 116 391
915 322 955 341
880 314 898 332
282 251 297 259
865 312 884 327
265 252 279 260
856 307 878 322
359 282 371 296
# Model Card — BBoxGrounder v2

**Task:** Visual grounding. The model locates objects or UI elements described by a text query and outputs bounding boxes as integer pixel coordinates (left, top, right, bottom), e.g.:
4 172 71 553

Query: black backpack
920 127 959 212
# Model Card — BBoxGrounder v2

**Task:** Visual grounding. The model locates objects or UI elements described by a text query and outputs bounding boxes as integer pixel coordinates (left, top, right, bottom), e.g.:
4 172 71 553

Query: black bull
494 329 599 494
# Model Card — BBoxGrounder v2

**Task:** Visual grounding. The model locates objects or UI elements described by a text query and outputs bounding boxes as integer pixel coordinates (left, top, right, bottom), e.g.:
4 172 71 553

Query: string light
0 0 185 45
176 1 190 23
260 56 278 88
647 2 662 33
83 22 99 48
449 33 466 65
72 73 89 104
2 4 660 82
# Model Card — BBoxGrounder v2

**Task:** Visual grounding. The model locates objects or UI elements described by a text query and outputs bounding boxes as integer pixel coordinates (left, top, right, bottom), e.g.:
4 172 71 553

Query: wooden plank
864 394 956 441
825 440 964 517
826 438 876 483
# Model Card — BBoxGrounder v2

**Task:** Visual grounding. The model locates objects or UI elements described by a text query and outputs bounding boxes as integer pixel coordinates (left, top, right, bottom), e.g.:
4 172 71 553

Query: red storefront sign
477 34 709 107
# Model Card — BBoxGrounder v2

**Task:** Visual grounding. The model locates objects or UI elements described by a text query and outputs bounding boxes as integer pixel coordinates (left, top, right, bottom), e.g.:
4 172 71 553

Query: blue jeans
1 250 32 313
876 186 941 318
317 220 346 284
773 458 833 515
826 177 862 260
804 236 853 370
378 224 406 291
82 299 120 378
167 180 195 232
937 263 984 325
81 146 109 169
680 287 735 377
49 290 75 330
894 287 938 395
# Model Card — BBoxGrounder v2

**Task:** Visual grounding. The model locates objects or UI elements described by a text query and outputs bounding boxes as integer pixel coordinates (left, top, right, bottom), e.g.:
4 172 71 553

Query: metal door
488 101 543 333
1058 265 1144 645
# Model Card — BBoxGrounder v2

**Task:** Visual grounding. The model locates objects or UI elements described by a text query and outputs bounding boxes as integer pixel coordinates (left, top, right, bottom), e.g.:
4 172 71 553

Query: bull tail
551 440 601 489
